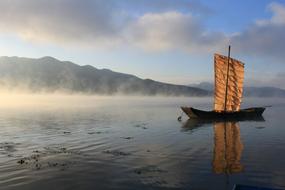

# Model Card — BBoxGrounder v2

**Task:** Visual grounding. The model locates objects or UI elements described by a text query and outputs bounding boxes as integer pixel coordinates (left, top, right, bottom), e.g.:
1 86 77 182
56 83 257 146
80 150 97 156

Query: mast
224 46 231 112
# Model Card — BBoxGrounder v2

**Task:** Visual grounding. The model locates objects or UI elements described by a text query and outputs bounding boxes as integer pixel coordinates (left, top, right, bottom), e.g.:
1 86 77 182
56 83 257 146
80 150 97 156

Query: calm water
0 96 285 190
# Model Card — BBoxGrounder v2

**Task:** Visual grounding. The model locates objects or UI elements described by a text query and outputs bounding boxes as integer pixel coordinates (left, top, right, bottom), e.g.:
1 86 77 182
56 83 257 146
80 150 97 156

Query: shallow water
0 96 285 190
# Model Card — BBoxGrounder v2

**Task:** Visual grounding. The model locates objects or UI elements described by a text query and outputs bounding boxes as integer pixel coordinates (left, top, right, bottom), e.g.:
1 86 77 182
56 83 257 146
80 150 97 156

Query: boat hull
232 184 282 190
181 107 265 119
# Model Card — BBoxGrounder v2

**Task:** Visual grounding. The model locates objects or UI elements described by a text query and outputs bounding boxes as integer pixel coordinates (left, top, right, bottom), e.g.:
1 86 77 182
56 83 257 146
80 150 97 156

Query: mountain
243 86 285 97
191 82 285 97
191 82 214 91
0 56 209 96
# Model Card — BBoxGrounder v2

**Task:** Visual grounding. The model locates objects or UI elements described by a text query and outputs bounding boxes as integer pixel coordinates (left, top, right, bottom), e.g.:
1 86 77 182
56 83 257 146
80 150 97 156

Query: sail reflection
212 122 243 174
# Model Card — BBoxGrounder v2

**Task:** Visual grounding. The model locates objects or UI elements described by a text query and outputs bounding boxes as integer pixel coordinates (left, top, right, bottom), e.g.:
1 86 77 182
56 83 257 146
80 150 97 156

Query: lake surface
0 96 285 190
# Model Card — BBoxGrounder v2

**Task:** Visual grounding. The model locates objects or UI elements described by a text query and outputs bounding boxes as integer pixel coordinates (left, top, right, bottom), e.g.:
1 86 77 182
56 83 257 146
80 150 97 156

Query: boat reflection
181 117 265 175
181 116 265 132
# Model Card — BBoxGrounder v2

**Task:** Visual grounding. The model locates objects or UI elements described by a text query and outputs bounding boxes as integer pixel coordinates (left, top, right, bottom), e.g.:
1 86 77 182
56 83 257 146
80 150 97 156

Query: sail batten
214 53 244 112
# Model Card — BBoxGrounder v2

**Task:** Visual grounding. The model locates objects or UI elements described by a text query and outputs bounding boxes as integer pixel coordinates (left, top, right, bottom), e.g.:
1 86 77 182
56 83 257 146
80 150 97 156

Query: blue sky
0 0 285 88
201 0 274 32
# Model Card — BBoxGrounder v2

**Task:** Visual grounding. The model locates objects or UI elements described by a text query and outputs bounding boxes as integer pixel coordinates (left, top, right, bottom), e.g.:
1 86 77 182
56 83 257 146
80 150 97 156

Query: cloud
232 2 285 62
256 3 285 26
0 0 209 47
0 0 127 46
0 0 222 51
0 0 284 62
117 0 213 15
125 12 227 52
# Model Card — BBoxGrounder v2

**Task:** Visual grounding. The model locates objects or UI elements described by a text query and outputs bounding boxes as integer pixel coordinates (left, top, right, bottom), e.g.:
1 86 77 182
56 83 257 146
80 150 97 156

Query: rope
177 110 184 121
263 105 272 108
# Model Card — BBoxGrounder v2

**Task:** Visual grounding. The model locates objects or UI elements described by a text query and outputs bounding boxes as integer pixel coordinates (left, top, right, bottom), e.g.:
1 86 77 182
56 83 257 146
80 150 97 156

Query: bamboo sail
214 53 245 112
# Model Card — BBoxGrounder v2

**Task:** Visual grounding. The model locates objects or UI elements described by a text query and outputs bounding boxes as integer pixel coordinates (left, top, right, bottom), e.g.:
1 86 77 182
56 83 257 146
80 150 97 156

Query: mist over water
0 94 285 190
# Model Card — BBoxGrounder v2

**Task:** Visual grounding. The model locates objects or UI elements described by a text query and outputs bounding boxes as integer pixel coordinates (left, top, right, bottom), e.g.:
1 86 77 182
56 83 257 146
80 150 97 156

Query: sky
0 0 285 88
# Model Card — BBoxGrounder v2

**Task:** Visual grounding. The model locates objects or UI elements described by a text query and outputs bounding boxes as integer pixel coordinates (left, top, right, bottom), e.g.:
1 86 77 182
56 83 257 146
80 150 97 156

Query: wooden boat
181 107 265 119
181 46 266 119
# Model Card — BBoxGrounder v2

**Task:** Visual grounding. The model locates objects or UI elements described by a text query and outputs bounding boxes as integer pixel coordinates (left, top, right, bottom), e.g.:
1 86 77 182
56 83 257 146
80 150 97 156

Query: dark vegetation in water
16 146 80 171
2 121 151 173
0 142 19 153
103 150 131 156
89 131 109 134
134 165 168 175
120 137 134 140
133 123 148 129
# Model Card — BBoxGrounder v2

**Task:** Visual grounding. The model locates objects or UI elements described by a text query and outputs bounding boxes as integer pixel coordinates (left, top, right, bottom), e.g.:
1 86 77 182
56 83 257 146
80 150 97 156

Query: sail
214 53 244 112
